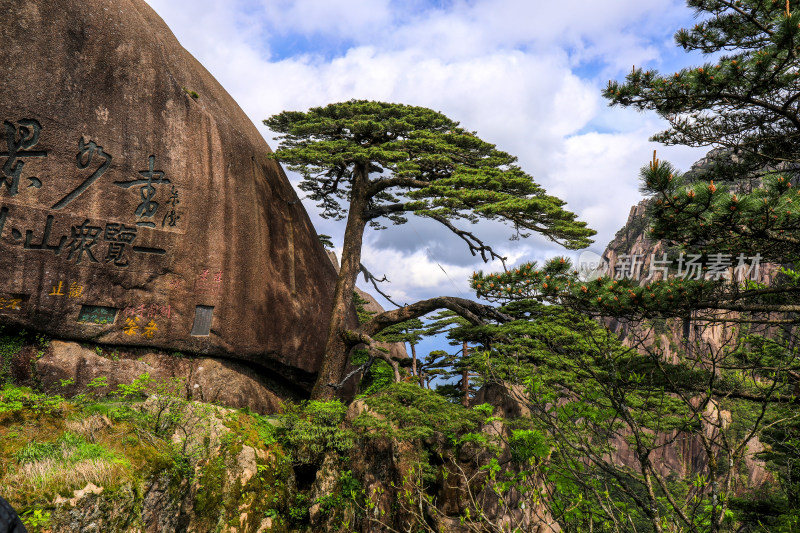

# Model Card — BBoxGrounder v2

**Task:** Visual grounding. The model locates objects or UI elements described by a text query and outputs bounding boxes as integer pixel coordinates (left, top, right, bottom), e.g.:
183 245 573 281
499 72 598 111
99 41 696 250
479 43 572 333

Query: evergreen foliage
266 100 594 247
605 0 800 179
266 100 594 399
462 282 800 530
458 5 800 529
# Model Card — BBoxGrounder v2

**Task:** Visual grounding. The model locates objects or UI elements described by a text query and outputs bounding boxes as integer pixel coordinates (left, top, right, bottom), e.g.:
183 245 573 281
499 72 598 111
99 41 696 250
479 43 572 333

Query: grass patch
0 376 297 531
16 431 118 464
4 431 130 501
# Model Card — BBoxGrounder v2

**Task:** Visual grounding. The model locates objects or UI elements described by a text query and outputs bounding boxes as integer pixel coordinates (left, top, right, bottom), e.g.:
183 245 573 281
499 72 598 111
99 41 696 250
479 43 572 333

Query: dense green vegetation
296 1 800 530
0 356 294 531
6 1 800 531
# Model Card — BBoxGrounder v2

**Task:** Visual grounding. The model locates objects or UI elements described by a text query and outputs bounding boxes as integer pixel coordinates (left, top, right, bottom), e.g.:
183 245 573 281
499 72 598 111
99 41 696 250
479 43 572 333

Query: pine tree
373 318 424 381
471 0 800 320
470 3 800 526
605 0 800 180
466 274 799 531
419 310 477 404
468 3 800 527
265 100 594 399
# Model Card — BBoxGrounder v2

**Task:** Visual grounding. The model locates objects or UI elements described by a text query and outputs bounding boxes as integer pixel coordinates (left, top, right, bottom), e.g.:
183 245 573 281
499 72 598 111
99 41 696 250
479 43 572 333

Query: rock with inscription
0 0 340 387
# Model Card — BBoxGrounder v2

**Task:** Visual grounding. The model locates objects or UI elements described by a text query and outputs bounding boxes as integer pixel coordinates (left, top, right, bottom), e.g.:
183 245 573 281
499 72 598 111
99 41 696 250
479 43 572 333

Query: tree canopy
266 100 594 254
605 0 800 180
461 2 800 528
266 100 594 399
264 3 800 528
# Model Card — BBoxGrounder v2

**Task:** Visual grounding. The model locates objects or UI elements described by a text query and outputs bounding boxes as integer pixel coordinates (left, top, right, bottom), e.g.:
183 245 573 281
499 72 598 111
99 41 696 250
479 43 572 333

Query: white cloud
355 242 512 306
143 0 706 310
257 0 393 42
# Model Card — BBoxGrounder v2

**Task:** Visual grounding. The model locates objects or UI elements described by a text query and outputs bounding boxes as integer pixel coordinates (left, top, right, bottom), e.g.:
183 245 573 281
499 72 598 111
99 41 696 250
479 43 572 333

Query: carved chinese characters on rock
195 269 223 294
162 185 180 228
0 295 24 313
0 119 181 270
52 138 112 210
77 305 118 324
114 155 172 228
0 118 184 339
123 316 159 338
1 119 46 196
48 280 84 298
123 303 171 319
4 213 166 266
121 303 171 339
103 223 137 266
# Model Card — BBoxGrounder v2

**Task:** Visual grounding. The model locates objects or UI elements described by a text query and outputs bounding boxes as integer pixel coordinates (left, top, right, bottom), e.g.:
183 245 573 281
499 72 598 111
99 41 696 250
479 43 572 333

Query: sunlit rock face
0 0 339 385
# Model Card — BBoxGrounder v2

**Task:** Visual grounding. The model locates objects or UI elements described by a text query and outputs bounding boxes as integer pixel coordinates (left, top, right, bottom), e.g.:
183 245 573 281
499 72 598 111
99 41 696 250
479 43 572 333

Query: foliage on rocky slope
0 326 549 533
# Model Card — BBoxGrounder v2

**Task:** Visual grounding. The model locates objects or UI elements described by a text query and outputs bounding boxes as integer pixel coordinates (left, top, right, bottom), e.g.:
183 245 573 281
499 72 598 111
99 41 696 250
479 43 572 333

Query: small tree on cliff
372 318 424 380
265 100 594 400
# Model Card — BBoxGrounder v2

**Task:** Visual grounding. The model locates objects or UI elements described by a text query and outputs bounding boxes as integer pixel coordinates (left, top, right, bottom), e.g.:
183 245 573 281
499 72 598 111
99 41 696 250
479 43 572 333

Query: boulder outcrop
0 0 340 386
34 340 295 414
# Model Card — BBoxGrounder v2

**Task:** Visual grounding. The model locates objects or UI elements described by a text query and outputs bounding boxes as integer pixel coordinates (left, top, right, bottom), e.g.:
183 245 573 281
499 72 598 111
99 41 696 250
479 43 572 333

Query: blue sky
144 0 711 311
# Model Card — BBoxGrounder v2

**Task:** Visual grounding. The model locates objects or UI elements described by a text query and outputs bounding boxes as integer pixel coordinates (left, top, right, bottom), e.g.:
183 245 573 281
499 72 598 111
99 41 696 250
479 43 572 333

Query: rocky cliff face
0 386 295 533
598 151 773 486
0 0 340 388
601 152 779 357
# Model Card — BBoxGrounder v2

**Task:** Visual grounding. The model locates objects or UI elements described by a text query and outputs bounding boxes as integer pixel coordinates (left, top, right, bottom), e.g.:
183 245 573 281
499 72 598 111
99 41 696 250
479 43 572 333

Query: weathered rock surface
0 0 339 387
33 340 296 413
307 395 558 533
43 403 291 533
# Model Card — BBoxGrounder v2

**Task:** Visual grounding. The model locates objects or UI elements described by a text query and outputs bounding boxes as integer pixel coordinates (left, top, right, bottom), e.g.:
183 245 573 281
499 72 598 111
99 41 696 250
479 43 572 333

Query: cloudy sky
145 0 710 308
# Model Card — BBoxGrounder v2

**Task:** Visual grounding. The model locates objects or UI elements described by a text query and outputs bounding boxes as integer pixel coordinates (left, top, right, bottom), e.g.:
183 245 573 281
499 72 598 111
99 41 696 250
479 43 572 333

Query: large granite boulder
0 0 340 388
33 340 295 414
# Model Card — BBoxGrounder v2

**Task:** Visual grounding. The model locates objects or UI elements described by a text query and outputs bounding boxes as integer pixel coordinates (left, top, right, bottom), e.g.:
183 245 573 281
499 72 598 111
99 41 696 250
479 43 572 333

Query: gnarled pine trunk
311 163 369 400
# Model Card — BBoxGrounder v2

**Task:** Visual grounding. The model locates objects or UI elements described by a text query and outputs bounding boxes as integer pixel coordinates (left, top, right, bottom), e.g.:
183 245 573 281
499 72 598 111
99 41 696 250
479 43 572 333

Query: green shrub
0 328 24 384
353 382 483 442
277 400 353 465
0 385 64 415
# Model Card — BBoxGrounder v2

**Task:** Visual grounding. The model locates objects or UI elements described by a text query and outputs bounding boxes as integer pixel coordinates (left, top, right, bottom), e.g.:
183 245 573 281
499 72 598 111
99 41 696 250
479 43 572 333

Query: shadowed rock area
0 0 340 388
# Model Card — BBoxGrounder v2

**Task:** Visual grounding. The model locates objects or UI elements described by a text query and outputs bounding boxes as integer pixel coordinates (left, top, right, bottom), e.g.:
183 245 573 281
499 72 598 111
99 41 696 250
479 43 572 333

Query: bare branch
329 357 374 391
427 214 507 266
359 263 403 308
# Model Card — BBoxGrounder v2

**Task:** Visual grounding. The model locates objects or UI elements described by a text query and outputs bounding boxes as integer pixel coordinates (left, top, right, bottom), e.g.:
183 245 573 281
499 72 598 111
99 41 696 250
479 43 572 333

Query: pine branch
355 296 511 339
427 214 508 265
